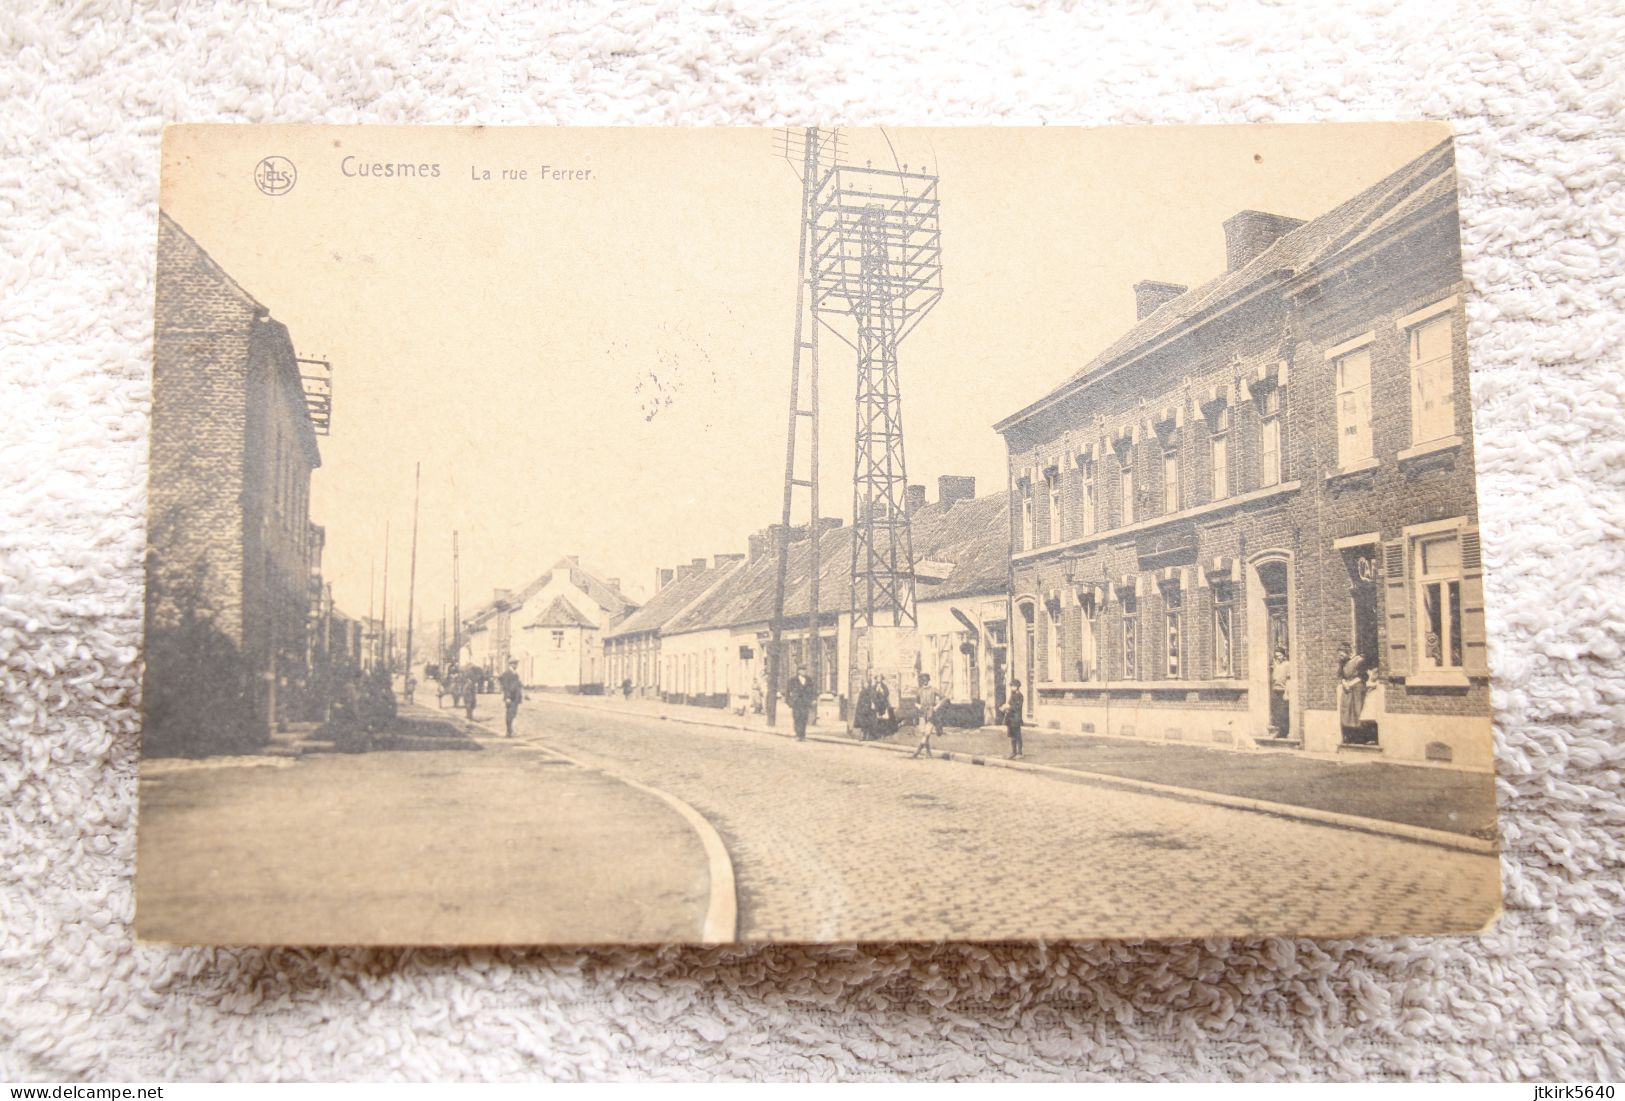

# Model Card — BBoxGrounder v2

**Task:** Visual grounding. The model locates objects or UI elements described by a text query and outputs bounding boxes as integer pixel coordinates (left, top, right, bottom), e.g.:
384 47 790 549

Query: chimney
690 557 707 571
1133 280 1188 320
905 484 927 516
714 553 744 569
938 475 976 510
655 567 674 591
1222 210 1306 273
747 530 771 562
674 561 701 581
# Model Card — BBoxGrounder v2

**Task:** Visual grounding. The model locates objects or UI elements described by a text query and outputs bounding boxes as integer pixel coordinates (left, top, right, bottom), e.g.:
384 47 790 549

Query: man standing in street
499 659 523 737
462 664 480 721
786 664 815 741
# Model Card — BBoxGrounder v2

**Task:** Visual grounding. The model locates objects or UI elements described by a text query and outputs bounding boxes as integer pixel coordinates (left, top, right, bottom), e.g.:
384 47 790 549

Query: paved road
512 698 1500 941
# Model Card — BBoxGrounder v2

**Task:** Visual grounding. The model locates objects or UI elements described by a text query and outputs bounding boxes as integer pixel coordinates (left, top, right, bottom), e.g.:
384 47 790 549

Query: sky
159 123 1448 630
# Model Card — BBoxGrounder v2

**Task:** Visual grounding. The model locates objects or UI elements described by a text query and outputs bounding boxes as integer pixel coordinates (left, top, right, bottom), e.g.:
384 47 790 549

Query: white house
462 556 637 692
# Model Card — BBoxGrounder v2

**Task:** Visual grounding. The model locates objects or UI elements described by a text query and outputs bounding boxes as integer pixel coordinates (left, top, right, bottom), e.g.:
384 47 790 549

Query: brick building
144 213 326 756
993 140 1490 769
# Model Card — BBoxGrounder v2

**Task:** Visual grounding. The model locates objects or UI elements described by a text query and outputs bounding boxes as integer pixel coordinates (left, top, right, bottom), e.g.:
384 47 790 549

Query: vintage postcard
139 124 1500 944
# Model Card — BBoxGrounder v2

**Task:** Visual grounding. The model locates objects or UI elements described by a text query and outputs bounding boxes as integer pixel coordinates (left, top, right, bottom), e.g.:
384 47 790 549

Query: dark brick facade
995 141 1491 769
144 214 322 756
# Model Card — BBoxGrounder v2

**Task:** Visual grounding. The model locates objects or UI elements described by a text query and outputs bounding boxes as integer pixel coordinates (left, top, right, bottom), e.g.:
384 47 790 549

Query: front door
1248 556 1293 741
1020 602 1036 720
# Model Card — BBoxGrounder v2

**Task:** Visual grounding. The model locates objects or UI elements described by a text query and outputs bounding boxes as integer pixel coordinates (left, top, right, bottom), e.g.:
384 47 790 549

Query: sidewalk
538 692 1500 848
137 703 719 944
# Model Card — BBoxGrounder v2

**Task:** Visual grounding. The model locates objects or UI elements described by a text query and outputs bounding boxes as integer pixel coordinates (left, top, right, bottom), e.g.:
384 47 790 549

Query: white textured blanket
2 0 1621 1081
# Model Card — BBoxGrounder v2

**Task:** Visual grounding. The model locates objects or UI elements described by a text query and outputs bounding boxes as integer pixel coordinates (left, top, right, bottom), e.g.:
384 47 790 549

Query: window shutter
1459 527 1488 676
1383 539 1411 677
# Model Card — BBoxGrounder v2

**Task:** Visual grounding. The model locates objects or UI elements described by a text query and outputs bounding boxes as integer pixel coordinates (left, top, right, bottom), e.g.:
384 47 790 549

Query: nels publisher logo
254 155 297 196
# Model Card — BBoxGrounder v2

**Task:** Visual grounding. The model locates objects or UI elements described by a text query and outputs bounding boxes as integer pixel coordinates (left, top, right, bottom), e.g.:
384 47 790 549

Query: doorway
1019 601 1036 720
1344 545 1382 744
1247 553 1294 741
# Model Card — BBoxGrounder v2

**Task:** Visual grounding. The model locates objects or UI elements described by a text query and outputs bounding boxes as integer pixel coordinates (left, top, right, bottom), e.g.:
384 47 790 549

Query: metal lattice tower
812 162 943 640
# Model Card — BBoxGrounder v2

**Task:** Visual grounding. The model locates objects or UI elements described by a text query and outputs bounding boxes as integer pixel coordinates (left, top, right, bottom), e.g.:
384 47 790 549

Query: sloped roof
605 563 740 640
529 595 596 629
665 491 1010 635
996 138 1458 429
549 557 637 617
905 491 1010 601
463 555 638 633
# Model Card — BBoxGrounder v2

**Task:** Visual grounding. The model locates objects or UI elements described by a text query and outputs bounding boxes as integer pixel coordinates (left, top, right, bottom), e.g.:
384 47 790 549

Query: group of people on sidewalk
783 666 1028 761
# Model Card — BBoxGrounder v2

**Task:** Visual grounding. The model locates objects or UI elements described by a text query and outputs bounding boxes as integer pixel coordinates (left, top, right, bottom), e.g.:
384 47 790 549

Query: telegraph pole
452 530 461 668
403 462 421 697
767 125 841 725
379 520 390 671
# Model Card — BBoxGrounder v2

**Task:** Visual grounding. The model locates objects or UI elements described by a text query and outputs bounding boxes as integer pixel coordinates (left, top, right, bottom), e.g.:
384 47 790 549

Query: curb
542 697 1498 857
450 707 740 944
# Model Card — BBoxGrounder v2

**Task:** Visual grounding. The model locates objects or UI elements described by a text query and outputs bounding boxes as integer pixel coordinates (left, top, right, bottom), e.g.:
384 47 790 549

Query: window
1409 314 1454 444
1162 583 1183 678
1162 448 1179 514
1119 590 1138 680
1045 606 1062 682
1212 579 1236 678
1081 458 1098 536
1076 591 1101 682
1209 406 1231 500
1120 455 1135 525
1335 348 1373 468
1259 389 1283 487
1416 533 1463 671
551 630 565 649
1020 481 1034 550
1047 470 1063 544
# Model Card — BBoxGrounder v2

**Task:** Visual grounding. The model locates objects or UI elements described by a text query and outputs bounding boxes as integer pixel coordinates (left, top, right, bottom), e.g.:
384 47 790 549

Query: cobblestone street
511 698 1500 941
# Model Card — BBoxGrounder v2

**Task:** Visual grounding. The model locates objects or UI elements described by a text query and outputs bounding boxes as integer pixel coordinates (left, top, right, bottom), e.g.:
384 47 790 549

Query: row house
658 477 1011 725
993 139 1490 769
144 213 328 756
461 556 637 692
603 556 744 699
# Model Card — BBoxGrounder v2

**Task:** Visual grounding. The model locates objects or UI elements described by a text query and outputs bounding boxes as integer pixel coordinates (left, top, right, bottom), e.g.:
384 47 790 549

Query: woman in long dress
1338 644 1368 743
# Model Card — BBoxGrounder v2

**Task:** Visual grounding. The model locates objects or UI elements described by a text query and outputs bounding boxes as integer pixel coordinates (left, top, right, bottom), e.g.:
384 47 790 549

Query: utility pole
767 125 841 726
379 520 391 672
452 530 461 669
366 557 375 672
404 462 421 697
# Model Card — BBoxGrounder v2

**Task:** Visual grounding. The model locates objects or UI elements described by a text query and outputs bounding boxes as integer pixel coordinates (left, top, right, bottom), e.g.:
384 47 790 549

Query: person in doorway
910 673 942 759
499 659 524 737
1003 679 1025 759
1270 646 1293 739
786 664 815 741
1338 644 1369 744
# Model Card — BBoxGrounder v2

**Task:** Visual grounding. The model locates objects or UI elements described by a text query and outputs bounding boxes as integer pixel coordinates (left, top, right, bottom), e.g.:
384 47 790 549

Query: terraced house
656 477 1010 725
994 139 1490 769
